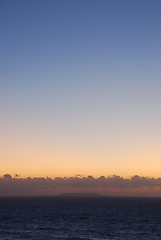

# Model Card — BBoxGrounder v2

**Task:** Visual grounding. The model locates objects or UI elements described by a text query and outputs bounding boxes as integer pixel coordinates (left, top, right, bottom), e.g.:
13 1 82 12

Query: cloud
3 174 12 179
1 174 161 196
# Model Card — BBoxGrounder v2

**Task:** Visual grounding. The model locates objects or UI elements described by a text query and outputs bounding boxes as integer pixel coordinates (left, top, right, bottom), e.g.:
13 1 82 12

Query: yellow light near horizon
1 144 161 178
1 123 161 178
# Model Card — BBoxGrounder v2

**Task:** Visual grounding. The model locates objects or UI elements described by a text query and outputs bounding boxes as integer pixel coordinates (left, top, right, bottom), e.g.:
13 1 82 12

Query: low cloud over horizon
1 174 161 197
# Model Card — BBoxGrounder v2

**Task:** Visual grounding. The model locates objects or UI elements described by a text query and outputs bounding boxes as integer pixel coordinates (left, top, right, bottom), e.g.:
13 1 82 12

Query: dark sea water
0 197 161 240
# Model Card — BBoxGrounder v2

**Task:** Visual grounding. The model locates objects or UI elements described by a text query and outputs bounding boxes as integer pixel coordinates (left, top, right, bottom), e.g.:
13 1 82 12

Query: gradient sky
0 0 161 178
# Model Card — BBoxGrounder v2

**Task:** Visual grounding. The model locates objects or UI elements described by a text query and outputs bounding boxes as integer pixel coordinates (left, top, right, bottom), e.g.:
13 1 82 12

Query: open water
0 197 161 240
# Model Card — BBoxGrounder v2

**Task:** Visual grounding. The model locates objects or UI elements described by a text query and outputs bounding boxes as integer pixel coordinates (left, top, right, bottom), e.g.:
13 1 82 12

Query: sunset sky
0 0 161 179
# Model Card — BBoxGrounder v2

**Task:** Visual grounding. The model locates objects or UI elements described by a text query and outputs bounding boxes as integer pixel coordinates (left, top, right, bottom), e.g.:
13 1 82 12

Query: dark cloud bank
1 174 161 197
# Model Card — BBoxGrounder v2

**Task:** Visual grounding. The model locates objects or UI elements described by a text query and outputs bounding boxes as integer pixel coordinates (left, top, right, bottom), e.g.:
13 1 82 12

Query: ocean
0 196 161 240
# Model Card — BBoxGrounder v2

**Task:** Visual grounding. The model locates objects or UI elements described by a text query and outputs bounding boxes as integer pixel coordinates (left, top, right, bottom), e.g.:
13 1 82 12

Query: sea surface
0 196 161 240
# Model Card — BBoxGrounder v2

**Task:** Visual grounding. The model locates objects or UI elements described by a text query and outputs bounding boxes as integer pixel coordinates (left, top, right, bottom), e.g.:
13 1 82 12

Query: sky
0 0 161 180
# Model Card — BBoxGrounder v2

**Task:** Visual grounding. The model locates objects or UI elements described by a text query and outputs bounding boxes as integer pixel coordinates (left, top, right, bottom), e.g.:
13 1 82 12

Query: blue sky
0 0 161 177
